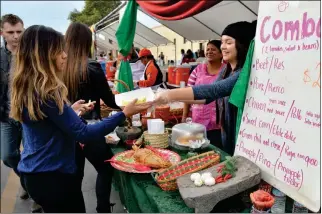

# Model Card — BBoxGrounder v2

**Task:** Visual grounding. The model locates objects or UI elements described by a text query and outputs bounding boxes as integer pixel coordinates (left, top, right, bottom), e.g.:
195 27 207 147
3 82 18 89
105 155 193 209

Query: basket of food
100 104 120 118
135 130 169 149
152 151 220 191
154 105 171 123
169 102 184 116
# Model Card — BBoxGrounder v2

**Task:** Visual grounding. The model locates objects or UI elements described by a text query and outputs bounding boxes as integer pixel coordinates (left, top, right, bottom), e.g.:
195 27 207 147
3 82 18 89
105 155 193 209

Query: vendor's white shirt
130 60 145 82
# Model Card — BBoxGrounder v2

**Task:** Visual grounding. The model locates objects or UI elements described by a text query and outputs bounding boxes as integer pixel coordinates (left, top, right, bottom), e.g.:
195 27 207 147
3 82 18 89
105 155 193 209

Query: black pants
21 172 86 213
75 139 114 213
207 129 223 149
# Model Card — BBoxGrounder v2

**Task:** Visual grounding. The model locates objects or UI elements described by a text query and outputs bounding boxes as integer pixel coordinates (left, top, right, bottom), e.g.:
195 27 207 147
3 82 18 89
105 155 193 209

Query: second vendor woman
135 48 163 89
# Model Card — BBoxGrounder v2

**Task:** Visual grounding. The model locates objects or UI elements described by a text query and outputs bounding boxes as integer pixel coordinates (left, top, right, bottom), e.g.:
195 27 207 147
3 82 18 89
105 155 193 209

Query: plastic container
175 65 191 85
167 66 176 84
114 87 155 107
106 61 115 80
154 105 170 123
292 201 308 213
105 132 120 145
251 205 270 213
271 188 286 213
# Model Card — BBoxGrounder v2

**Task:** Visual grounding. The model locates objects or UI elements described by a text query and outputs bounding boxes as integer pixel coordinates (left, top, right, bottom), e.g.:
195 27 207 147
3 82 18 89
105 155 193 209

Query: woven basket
170 108 183 116
100 105 120 118
136 131 169 149
153 151 220 191
110 79 130 93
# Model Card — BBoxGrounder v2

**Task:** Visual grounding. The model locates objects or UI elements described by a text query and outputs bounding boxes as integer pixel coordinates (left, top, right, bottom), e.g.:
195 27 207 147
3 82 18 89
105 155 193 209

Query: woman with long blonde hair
10 25 152 213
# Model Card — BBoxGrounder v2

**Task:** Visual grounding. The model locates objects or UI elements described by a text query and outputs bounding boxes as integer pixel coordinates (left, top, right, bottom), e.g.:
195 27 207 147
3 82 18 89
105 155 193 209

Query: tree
68 0 121 26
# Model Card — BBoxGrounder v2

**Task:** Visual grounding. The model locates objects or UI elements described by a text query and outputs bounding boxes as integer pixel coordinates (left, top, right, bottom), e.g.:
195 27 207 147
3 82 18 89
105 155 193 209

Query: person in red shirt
181 49 196 64
135 48 163 88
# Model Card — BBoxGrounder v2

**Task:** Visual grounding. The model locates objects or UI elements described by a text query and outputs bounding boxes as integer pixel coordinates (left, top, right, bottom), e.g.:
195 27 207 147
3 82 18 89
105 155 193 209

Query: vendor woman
154 21 257 155
135 48 163 89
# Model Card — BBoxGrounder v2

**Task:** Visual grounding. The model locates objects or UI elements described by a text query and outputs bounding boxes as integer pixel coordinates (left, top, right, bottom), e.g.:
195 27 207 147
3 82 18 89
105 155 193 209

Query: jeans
1 118 27 191
75 139 114 213
0 118 22 176
21 171 86 213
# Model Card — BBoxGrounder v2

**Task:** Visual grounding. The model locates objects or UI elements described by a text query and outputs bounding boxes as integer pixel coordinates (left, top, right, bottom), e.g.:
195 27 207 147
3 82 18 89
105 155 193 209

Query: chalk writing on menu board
234 1 320 212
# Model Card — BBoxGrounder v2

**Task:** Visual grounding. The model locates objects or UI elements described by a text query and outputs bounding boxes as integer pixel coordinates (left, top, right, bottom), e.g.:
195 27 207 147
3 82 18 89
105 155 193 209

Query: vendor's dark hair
147 55 154 60
207 40 222 53
186 49 194 59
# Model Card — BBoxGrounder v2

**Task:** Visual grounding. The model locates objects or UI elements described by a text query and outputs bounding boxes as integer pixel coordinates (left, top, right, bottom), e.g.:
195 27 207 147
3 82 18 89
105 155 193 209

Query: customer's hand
122 99 153 118
72 100 96 116
154 91 170 105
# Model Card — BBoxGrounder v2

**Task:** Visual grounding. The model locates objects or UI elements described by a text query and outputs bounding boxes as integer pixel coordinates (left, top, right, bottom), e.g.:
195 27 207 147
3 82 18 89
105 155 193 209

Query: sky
1 1 85 34
1 1 159 34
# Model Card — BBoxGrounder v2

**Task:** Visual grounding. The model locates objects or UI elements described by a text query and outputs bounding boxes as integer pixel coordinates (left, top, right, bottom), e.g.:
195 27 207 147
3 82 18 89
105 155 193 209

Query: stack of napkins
147 119 165 134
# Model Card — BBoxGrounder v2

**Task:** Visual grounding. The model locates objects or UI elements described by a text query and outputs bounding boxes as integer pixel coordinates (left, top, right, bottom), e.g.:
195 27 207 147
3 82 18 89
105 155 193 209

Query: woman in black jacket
63 22 120 213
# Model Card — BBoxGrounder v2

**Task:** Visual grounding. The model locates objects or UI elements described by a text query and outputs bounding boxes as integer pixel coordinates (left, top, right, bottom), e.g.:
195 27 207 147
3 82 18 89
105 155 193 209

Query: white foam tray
115 87 155 107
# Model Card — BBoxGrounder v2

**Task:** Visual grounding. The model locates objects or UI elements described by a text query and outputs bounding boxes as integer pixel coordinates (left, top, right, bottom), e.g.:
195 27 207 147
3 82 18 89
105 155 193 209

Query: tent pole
174 39 177 65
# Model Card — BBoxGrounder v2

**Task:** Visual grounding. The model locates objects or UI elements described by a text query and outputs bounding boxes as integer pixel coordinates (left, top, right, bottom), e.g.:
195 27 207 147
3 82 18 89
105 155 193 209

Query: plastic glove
154 91 170 105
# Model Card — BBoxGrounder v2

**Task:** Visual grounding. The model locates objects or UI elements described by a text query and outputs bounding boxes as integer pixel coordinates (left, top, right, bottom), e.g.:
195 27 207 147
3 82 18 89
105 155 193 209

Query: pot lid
172 118 206 132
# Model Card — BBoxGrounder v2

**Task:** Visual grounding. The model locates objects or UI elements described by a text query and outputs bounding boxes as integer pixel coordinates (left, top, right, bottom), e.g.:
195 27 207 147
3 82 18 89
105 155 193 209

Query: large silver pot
170 118 207 145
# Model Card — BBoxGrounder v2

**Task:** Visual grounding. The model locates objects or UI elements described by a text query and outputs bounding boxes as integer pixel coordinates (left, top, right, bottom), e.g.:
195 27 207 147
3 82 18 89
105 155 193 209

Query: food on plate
204 177 216 186
132 145 172 169
201 172 213 182
194 178 203 187
122 97 147 106
177 135 204 145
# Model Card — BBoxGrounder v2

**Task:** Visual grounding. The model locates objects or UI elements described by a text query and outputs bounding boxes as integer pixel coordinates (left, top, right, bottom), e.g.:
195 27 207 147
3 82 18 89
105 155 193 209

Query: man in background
180 49 185 64
97 51 107 75
0 14 42 213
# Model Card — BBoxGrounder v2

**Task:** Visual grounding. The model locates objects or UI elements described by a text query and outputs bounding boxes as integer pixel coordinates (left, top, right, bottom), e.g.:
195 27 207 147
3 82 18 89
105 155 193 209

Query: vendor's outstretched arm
158 71 240 104
192 71 240 104
181 100 206 104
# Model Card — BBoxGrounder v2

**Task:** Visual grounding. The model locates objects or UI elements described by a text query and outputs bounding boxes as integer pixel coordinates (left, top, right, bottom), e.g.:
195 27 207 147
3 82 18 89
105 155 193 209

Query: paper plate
110 148 181 173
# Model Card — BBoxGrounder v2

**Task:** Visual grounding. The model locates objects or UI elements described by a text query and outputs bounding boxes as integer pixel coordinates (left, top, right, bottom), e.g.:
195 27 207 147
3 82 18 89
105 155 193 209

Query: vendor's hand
122 99 153 118
154 91 170 105
133 81 138 88
72 100 96 116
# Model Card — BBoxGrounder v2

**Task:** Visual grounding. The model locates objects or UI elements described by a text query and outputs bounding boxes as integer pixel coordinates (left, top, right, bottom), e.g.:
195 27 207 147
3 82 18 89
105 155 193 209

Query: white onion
201 172 213 182
190 173 201 182
194 178 203 186
204 177 216 186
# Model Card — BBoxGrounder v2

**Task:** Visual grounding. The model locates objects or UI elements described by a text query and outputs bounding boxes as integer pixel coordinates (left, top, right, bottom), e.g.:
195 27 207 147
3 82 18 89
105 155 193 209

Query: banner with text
235 1 320 212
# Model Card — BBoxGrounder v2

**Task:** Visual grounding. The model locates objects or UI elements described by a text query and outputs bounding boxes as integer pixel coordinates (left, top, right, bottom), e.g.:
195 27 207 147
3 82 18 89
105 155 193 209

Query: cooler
175 65 191 85
106 61 116 80
167 66 176 84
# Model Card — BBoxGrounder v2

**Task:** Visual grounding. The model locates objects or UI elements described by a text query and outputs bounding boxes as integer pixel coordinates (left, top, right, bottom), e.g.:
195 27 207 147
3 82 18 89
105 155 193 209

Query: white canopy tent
96 33 119 50
139 1 259 41
96 19 173 50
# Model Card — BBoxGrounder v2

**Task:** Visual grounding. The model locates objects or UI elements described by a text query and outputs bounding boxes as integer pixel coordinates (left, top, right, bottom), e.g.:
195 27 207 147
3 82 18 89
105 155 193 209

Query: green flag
229 40 255 142
115 0 137 92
